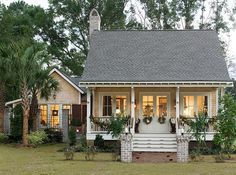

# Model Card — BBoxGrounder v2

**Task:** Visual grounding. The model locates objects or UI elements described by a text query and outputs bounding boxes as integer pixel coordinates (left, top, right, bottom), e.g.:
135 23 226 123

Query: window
182 95 208 117
142 96 154 117
116 96 127 114
103 96 112 116
101 94 128 116
197 96 208 116
50 105 60 127
183 96 195 117
157 96 167 117
40 105 48 126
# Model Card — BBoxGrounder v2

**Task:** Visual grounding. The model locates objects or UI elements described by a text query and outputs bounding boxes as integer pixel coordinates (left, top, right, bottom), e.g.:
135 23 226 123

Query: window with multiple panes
103 96 112 116
142 96 154 117
156 96 167 117
182 95 208 117
102 95 128 116
116 96 127 114
40 105 48 126
50 105 60 127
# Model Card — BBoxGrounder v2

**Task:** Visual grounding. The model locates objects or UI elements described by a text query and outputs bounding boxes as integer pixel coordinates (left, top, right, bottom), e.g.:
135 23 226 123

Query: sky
1 0 236 76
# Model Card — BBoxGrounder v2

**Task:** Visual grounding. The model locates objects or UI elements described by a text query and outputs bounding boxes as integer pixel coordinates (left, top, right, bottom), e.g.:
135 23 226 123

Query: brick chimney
89 9 101 38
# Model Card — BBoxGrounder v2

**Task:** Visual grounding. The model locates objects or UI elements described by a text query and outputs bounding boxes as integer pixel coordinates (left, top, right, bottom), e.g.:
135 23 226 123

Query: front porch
86 86 224 142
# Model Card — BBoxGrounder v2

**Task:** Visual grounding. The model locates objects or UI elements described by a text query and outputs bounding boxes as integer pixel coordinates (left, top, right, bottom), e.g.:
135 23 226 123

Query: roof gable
49 68 84 94
81 30 231 82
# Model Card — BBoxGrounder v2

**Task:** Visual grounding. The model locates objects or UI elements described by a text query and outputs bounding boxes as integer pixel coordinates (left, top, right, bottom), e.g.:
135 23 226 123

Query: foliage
68 127 77 146
187 113 209 158
91 114 130 138
64 146 75 160
107 114 130 138
94 134 105 149
213 94 236 158
78 134 87 148
0 133 9 143
70 118 82 127
143 116 153 125
28 130 48 147
10 105 23 142
44 128 63 143
84 146 96 161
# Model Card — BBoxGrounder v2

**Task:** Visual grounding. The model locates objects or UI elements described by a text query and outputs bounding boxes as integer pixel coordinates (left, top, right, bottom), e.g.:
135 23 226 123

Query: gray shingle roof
81 30 231 82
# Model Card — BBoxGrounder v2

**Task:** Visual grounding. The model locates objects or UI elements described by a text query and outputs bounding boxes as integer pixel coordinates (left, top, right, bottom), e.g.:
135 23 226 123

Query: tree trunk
0 82 6 132
30 92 38 131
21 81 30 146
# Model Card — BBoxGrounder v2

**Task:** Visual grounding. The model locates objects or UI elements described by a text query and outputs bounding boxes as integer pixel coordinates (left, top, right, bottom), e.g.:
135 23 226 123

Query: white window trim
180 92 211 117
139 92 171 118
99 92 130 117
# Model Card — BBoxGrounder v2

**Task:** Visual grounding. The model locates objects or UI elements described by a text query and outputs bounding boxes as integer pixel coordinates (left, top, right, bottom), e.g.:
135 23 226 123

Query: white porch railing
91 116 110 133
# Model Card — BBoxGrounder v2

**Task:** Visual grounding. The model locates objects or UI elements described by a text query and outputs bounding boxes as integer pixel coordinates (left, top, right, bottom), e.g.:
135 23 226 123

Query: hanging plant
143 116 153 125
158 116 166 124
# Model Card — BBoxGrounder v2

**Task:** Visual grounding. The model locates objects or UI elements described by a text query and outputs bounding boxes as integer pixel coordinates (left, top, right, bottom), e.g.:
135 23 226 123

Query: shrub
64 146 75 160
78 134 87 148
44 128 63 143
68 127 77 146
84 146 96 161
94 134 104 149
28 131 48 147
0 133 9 143
70 118 82 126
214 94 236 158
10 105 23 142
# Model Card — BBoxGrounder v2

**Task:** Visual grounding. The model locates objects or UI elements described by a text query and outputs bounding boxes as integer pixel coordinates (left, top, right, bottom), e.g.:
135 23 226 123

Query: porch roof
81 30 231 84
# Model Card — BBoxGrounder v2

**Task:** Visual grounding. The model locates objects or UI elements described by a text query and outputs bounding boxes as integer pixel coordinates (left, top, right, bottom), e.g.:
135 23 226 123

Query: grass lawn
0 144 236 175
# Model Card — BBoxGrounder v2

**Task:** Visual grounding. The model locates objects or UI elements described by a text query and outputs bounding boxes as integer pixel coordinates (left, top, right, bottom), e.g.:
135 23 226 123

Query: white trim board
80 81 233 88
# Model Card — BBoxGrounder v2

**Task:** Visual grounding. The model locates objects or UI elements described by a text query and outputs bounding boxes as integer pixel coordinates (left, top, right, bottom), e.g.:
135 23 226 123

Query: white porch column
216 88 219 115
92 88 95 115
131 87 135 134
86 88 91 134
176 87 180 135
220 87 225 98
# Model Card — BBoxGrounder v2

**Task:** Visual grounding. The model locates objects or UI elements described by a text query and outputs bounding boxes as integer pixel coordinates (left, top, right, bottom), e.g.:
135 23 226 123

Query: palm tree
1 41 58 146
29 69 59 131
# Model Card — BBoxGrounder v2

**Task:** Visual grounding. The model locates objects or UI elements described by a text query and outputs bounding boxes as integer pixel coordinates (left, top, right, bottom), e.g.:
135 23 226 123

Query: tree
0 41 57 146
214 94 236 158
29 69 59 131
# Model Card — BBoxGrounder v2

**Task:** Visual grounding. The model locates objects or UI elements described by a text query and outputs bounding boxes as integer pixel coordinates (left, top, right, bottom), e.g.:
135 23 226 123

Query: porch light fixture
53 94 57 100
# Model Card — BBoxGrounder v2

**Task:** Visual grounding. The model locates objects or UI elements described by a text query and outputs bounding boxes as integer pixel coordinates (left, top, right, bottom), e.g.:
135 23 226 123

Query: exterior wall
93 87 217 118
38 72 81 105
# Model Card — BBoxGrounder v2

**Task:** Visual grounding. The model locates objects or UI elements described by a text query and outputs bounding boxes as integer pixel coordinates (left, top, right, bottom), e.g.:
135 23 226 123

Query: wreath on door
143 105 153 125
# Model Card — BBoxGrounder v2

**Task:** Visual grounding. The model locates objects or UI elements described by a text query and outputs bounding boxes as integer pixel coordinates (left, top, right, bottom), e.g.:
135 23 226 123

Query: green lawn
0 144 236 175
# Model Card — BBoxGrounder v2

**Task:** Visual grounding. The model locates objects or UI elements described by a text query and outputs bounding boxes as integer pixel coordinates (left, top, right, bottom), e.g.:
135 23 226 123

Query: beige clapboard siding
93 87 217 118
38 72 81 105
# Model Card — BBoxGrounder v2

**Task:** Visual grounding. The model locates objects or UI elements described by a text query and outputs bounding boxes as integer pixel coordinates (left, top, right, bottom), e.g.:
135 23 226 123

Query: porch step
132 134 177 152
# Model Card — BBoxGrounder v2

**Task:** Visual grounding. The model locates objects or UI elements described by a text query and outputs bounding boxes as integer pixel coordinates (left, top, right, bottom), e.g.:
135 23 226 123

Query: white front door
139 93 171 133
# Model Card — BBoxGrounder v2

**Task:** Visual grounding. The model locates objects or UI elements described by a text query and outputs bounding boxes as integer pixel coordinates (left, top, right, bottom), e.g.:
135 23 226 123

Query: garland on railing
90 115 110 130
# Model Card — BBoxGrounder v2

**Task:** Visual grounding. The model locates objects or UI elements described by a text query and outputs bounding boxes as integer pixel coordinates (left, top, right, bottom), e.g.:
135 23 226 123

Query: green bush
10 105 23 142
44 128 63 143
64 146 75 160
68 127 77 146
214 94 236 158
28 131 48 147
0 133 9 143
94 134 104 149
84 146 96 161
